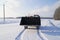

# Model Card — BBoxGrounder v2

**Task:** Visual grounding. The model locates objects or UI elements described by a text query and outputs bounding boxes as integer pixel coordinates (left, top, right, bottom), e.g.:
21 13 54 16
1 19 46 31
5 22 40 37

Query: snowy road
0 19 60 40
0 22 24 40
16 28 48 40
0 23 48 40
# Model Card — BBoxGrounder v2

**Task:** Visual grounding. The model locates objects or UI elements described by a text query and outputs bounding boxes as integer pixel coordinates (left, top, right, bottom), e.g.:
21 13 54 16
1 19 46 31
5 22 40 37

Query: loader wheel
24 26 28 29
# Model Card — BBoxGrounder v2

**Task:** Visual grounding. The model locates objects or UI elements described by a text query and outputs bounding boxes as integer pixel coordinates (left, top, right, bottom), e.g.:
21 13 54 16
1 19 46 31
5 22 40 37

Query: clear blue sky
18 0 57 10
0 0 59 17
21 0 57 8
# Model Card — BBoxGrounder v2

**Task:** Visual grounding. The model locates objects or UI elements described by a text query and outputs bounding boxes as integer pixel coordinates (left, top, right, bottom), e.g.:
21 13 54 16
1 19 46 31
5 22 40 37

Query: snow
0 19 20 24
0 19 60 40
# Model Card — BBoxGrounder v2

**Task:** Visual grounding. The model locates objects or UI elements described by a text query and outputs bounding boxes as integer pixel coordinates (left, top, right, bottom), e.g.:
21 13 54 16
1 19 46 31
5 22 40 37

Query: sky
0 0 60 17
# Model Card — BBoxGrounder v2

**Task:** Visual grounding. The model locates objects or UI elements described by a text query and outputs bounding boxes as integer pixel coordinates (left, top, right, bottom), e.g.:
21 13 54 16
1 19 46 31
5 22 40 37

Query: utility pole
3 4 5 23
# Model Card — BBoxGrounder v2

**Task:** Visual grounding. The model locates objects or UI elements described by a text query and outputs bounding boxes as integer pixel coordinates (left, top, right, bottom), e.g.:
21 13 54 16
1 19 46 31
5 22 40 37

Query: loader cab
20 15 41 29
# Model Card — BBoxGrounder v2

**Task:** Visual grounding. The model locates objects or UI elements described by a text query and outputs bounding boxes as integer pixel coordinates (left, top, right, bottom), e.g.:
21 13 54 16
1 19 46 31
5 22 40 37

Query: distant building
54 7 60 20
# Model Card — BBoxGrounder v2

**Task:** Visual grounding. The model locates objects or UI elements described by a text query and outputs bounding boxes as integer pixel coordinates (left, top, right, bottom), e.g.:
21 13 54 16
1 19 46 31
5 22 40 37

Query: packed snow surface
0 19 60 40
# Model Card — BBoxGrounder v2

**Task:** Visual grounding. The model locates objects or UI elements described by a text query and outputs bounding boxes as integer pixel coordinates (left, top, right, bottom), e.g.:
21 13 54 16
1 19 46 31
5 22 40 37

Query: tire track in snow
15 29 25 40
15 28 48 40
37 29 48 40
